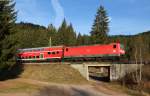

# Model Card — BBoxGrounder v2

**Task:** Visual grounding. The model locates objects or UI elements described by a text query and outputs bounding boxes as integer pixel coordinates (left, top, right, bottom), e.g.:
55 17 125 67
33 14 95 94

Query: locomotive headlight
113 50 116 52
120 50 125 54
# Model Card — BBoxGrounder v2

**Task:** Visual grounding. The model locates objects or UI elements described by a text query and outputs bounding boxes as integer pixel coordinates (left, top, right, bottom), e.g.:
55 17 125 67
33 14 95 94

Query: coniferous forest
0 0 150 69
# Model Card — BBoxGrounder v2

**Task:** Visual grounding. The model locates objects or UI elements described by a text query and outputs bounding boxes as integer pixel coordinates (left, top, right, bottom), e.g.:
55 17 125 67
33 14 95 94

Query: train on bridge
16 43 125 62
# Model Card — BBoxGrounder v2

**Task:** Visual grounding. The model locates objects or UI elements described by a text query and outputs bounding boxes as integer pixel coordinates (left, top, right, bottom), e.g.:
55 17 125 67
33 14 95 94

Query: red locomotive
16 43 125 61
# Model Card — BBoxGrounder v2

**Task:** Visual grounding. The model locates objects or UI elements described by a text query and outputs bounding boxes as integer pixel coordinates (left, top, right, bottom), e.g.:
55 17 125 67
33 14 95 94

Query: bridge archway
88 66 110 82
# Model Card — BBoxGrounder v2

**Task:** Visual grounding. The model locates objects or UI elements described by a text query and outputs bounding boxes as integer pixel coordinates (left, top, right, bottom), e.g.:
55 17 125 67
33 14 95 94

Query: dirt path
18 78 130 96
0 79 130 96
0 93 30 96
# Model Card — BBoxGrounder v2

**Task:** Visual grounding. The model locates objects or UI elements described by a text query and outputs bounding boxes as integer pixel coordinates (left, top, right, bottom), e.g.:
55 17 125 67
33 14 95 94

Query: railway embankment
19 62 142 82
19 64 88 84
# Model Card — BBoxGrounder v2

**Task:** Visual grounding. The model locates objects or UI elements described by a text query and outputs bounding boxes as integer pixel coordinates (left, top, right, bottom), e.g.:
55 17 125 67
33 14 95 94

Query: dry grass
0 79 40 93
142 64 150 94
92 81 149 96
117 64 150 96
20 64 88 84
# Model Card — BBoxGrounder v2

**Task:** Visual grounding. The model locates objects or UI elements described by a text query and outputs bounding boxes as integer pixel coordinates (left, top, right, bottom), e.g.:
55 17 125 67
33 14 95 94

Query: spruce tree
0 0 17 68
67 24 76 46
47 24 57 46
90 5 109 44
76 33 83 45
48 24 57 33
82 35 91 45
57 19 68 45
57 19 76 46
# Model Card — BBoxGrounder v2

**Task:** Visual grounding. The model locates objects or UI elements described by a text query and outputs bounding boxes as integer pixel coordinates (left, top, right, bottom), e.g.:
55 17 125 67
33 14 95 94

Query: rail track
17 56 149 65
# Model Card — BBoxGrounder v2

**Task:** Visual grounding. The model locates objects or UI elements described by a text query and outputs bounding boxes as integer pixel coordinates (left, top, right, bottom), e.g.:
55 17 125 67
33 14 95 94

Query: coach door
40 53 44 59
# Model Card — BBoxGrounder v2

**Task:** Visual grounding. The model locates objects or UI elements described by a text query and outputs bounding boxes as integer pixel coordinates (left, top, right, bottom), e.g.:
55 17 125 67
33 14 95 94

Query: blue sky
15 0 150 35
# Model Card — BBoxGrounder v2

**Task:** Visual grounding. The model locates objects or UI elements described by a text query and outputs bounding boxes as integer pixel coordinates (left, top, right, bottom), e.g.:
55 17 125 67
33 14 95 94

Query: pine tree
90 5 109 44
47 24 57 46
57 19 68 45
57 19 77 46
82 35 91 45
76 33 83 45
48 24 57 33
15 22 50 48
0 0 17 68
67 24 76 46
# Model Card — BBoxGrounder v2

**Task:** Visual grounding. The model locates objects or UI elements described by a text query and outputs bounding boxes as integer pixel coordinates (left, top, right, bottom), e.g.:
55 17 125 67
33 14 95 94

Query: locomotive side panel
64 43 124 58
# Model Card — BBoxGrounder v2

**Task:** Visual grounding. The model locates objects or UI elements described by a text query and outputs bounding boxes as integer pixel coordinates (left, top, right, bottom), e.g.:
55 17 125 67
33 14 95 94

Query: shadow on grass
0 63 24 81
35 86 71 96
36 86 93 96
71 87 91 96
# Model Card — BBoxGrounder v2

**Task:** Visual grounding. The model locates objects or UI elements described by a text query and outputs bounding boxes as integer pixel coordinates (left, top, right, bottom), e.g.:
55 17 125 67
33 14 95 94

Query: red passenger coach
63 43 125 58
17 46 63 61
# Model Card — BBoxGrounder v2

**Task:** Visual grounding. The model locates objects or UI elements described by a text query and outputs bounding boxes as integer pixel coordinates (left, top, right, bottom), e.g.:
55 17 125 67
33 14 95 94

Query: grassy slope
0 79 40 93
20 64 88 84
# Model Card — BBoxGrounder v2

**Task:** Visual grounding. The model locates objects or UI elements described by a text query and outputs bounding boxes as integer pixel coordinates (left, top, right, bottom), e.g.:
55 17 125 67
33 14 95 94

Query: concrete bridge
22 62 140 81
69 62 139 81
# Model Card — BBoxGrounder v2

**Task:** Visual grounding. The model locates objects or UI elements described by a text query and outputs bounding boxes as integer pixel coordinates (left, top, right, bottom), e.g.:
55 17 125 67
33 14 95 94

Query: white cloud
15 0 37 21
51 0 65 28
15 0 52 26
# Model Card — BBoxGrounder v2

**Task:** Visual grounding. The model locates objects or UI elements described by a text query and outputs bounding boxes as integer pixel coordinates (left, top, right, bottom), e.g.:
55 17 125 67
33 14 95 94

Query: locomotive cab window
113 45 116 48
57 51 59 54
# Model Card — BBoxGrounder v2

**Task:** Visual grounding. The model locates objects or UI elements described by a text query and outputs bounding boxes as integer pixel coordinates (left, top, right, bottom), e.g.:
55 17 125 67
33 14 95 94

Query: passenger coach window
113 45 116 48
66 48 68 51
48 52 51 54
52 52 55 54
